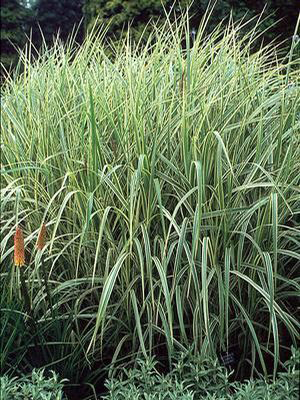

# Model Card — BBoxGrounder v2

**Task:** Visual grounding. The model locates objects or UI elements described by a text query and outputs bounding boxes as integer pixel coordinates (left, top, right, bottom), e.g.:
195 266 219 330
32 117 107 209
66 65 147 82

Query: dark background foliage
1 0 299 77
30 0 85 47
84 0 299 44
1 0 32 74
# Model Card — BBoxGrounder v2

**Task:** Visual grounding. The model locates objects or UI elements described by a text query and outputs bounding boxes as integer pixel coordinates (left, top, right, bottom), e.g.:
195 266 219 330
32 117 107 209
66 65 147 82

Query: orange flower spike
14 226 25 267
37 223 47 250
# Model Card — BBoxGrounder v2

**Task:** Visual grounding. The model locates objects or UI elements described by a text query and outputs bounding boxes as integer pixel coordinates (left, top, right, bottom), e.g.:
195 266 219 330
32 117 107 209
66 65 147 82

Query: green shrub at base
103 347 300 400
0 348 298 399
0 369 67 400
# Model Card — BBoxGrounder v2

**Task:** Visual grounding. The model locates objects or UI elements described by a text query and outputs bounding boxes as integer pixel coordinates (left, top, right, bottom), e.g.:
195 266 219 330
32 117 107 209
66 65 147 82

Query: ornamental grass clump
1 11 299 390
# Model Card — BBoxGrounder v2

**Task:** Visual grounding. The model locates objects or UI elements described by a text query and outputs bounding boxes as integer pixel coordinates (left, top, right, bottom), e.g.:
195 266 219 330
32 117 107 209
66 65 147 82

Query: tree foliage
84 0 299 45
1 0 298 79
83 0 190 41
1 0 32 75
31 0 85 47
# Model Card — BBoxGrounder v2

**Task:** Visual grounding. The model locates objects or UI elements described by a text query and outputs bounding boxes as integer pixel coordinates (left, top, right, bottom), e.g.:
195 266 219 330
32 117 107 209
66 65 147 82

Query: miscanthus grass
1 13 299 387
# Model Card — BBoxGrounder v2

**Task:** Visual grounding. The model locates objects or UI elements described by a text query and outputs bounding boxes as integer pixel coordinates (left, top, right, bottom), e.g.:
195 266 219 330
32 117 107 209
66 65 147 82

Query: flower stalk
37 224 53 317
14 226 39 344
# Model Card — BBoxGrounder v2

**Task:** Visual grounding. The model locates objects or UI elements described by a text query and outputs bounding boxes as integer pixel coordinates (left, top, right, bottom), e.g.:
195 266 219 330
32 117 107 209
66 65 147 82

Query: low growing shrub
0 368 67 400
103 347 300 400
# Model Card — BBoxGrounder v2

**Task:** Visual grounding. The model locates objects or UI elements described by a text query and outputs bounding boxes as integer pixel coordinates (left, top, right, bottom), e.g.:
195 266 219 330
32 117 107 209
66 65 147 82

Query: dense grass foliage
1 14 300 396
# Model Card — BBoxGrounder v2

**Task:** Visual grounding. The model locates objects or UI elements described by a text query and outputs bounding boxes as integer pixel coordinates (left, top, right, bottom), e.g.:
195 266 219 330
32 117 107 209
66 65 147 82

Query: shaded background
1 1 299 77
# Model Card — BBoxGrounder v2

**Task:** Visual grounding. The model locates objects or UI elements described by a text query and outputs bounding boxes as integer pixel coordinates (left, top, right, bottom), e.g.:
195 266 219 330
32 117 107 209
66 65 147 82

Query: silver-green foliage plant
103 347 300 399
1 10 299 382
0 368 67 400
103 353 230 400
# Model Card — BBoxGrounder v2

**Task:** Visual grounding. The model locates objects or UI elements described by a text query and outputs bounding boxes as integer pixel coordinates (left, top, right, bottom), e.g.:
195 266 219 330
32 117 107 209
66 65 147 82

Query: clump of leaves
0 368 67 400
171 348 231 397
103 356 194 399
103 347 299 400
1 9 300 387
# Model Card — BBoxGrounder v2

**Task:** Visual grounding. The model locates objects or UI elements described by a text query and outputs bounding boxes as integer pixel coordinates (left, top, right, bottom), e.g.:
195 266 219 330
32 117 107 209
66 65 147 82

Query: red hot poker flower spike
36 223 47 250
14 226 25 267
